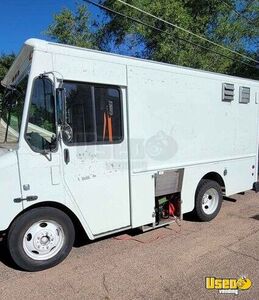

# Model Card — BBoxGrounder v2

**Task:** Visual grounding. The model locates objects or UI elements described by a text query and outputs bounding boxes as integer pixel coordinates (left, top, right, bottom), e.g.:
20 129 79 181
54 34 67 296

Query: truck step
141 217 179 232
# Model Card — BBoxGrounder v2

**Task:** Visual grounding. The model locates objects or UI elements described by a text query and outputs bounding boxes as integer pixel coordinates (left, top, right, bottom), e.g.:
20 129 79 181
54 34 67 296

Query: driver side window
26 77 57 153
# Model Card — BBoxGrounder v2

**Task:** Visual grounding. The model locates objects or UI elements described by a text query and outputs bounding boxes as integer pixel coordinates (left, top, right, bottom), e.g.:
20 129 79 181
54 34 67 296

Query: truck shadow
182 213 199 222
223 196 237 203
73 228 143 248
0 242 18 270
183 196 237 222
251 214 259 221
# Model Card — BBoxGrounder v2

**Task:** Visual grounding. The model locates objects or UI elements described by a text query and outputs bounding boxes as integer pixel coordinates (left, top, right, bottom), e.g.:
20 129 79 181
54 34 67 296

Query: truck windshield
0 75 28 144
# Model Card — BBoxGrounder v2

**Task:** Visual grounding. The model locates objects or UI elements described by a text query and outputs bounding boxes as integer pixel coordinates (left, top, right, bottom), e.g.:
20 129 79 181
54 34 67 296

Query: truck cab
0 39 133 271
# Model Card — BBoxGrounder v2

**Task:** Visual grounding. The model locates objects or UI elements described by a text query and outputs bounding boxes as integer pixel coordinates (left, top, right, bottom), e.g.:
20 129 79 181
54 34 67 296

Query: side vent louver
239 87 250 104
222 83 234 102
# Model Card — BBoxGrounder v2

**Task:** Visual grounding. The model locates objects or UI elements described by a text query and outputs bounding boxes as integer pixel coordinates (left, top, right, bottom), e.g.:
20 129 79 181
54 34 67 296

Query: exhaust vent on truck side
222 83 235 102
239 86 250 104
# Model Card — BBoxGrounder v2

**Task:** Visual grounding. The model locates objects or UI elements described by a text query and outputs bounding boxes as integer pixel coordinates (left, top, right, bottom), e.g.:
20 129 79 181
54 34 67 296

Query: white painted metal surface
130 173 155 227
0 149 22 230
0 38 259 239
61 89 131 235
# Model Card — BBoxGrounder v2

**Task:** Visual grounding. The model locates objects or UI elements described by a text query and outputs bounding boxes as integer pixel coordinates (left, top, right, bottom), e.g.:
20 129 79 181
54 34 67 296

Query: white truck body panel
61 87 131 235
0 149 22 230
1 39 259 239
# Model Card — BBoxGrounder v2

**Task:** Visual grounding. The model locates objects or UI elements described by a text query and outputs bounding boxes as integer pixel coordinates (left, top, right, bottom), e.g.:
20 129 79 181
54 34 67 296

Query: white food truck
0 39 258 271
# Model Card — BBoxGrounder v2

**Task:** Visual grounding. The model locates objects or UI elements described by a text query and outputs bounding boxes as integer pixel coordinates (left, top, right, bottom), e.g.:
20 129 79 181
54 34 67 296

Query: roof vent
222 83 235 102
239 87 250 104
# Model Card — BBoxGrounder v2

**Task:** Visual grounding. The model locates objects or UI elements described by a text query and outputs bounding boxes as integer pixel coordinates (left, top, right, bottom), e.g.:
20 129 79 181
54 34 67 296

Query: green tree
45 4 97 49
0 54 15 100
98 0 259 78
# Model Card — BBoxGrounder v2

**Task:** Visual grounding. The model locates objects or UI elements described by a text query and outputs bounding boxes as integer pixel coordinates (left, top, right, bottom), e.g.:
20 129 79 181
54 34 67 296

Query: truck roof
2 38 259 87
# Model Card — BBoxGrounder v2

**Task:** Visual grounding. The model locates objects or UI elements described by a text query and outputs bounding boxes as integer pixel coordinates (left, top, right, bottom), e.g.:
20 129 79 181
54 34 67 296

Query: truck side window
64 82 94 143
63 81 123 145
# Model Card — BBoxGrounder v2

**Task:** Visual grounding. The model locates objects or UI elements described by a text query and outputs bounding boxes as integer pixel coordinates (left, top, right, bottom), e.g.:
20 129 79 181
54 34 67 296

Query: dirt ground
0 191 258 300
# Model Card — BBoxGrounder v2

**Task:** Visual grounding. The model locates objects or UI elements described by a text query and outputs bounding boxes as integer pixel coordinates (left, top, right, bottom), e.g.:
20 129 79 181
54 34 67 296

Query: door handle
64 149 70 164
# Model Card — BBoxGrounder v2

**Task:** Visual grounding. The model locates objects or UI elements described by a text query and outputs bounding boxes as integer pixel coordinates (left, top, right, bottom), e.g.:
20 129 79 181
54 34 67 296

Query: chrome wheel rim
23 220 65 261
201 188 219 215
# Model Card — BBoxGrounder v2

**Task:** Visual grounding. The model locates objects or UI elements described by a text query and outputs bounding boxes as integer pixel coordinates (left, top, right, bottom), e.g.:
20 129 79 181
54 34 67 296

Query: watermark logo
145 131 178 161
75 129 178 164
206 276 252 295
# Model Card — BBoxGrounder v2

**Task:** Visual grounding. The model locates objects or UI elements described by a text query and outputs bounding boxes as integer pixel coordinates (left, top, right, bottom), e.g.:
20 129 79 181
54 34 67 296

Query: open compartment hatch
142 169 183 232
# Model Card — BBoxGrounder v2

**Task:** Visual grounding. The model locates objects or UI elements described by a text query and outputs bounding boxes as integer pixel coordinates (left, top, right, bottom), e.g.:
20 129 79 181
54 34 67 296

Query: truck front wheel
8 207 75 271
194 179 223 221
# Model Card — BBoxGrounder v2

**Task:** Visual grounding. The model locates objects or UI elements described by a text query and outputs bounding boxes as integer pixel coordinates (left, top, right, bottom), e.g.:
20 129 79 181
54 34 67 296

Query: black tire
194 179 223 222
8 207 75 272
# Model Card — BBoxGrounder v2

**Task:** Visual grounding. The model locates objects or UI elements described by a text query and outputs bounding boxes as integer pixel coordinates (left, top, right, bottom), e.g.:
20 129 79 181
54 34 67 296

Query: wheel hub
201 188 219 215
40 236 50 245
23 220 64 261
33 230 55 252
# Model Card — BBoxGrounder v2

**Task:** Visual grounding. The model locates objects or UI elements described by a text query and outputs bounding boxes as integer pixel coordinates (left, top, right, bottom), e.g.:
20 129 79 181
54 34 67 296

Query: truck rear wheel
8 207 75 271
194 179 223 221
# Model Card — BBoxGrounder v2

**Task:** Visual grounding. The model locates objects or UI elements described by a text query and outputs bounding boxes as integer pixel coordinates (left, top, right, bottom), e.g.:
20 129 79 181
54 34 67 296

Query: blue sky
0 0 142 59
0 0 93 54
0 1 257 57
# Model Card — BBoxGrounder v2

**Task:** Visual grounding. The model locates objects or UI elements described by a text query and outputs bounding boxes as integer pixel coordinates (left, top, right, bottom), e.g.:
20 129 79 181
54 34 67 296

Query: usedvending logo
206 276 252 295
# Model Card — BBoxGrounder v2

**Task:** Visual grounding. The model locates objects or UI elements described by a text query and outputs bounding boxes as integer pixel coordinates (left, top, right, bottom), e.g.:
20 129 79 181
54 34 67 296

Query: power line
117 0 259 65
223 0 259 26
83 0 256 69
243 0 259 23
220 0 254 24
243 0 258 13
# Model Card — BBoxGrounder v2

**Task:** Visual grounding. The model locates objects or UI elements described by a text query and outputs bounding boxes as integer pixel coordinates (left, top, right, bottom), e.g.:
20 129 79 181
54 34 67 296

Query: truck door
61 82 130 235
19 76 64 209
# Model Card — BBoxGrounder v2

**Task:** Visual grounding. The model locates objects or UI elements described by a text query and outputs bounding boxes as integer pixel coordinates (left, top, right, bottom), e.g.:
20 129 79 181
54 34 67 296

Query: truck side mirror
62 123 73 143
